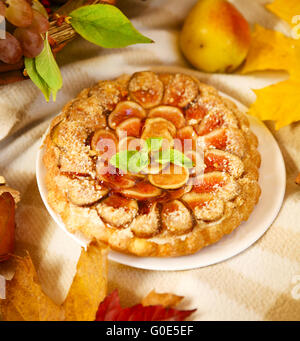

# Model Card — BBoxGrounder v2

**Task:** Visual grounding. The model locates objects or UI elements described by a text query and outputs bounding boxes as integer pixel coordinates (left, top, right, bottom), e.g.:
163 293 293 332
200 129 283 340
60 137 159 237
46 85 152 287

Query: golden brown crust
43 71 261 257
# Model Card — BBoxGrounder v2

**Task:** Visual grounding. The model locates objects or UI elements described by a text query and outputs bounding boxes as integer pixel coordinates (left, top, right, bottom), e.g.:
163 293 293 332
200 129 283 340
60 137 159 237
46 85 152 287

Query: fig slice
191 171 240 201
88 80 128 111
96 161 136 190
51 120 89 151
161 200 194 235
195 110 238 136
182 191 224 221
130 202 161 238
161 184 192 202
184 96 209 125
96 195 138 228
56 175 108 206
91 129 118 158
141 117 176 147
128 71 164 109
118 137 145 152
198 128 247 158
176 126 198 152
116 117 143 138
204 149 244 178
163 73 199 107
108 101 146 130
119 181 162 199
185 150 205 177
148 164 189 190
148 106 186 129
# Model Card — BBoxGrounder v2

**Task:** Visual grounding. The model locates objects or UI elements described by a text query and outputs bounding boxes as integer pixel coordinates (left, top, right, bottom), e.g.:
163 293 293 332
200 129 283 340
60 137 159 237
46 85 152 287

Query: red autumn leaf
95 290 196 321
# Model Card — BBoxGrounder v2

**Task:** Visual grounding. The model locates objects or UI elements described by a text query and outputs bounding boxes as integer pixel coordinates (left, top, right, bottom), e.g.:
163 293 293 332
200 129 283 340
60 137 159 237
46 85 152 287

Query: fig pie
43 71 261 257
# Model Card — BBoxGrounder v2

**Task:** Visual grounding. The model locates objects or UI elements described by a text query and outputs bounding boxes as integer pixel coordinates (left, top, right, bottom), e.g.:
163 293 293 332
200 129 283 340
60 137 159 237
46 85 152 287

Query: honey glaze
204 153 230 173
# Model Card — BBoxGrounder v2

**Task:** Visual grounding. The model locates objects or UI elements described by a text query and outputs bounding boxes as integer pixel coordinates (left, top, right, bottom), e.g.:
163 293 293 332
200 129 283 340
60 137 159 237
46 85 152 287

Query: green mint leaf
24 57 50 102
109 150 139 172
155 149 172 165
35 35 63 101
155 149 194 168
128 152 149 173
143 137 163 152
70 4 153 48
171 149 194 168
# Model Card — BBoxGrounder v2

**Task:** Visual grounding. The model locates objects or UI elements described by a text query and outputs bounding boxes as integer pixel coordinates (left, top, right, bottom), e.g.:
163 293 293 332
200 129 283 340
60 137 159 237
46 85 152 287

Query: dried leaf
0 242 108 321
241 25 299 75
0 254 64 321
141 290 183 308
266 0 300 25
249 78 300 129
63 241 108 321
95 290 196 321
0 177 20 204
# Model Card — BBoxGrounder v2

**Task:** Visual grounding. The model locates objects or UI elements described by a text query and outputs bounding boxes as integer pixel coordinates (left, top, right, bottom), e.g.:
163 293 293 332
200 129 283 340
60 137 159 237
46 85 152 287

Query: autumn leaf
95 290 196 321
0 254 64 321
141 290 184 308
266 0 300 25
62 241 108 321
240 25 299 75
0 242 109 321
249 78 300 129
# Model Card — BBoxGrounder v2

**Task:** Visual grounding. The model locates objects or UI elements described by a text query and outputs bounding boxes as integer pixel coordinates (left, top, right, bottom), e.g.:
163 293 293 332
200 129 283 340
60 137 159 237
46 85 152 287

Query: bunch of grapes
0 0 50 66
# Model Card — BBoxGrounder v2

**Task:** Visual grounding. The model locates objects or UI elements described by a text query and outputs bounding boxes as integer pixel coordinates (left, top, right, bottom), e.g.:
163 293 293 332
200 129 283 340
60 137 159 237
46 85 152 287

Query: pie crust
43 71 261 257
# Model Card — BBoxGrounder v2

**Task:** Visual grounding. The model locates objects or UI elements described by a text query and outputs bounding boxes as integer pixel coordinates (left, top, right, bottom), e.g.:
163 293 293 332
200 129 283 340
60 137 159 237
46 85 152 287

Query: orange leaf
141 290 183 308
63 241 108 321
0 254 64 321
0 242 109 321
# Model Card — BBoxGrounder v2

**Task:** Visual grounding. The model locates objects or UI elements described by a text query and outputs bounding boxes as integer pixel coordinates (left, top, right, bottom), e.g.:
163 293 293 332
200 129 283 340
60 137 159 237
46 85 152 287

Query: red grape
14 27 43 58
0 2 6 18
27 9 49 34
0 31 23 64
5 0 33 28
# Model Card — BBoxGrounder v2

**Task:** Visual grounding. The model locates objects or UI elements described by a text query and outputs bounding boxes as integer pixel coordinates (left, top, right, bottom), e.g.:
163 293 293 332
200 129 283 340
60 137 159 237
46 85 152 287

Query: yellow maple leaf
241 25 299 75
266 0 300 25
249 78 300 129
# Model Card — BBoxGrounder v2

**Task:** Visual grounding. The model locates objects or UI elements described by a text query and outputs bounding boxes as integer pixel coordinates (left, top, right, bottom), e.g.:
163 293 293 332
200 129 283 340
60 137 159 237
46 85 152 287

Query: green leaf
143 137 163 152
128 152 149 173
24 57 50 102
70 4 153 48
35 36 63 101
172 149 193 168
109 150 139 172
155 149 172 165
155 149 194 168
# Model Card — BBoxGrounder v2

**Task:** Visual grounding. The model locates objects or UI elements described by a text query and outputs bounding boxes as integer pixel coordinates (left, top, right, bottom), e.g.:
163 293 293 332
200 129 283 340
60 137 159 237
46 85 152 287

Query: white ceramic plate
36 93 286 271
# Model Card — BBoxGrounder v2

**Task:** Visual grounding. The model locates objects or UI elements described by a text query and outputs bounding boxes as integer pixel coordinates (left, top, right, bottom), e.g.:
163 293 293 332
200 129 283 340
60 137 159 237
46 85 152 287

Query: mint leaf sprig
25 34 62 102
109 138 194 174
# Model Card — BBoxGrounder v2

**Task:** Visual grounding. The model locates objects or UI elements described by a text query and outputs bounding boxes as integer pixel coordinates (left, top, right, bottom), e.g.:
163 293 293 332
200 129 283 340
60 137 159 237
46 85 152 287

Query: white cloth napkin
0 0 299 320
